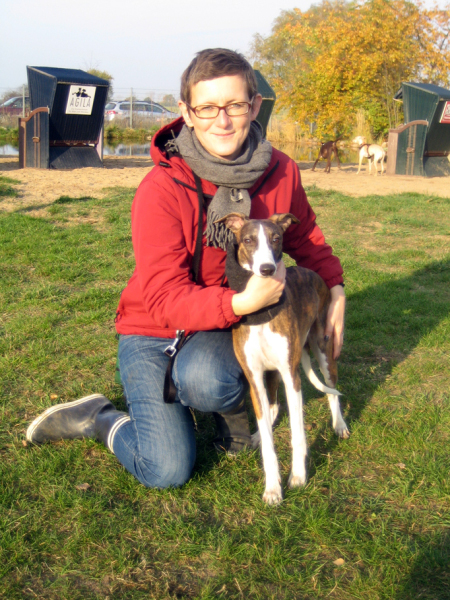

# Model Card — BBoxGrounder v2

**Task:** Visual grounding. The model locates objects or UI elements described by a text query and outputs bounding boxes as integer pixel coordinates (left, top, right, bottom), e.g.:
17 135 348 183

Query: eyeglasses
186 100 253 119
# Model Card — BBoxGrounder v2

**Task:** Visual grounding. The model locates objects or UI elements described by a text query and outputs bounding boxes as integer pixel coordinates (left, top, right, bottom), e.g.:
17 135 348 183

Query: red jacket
115 117 343 339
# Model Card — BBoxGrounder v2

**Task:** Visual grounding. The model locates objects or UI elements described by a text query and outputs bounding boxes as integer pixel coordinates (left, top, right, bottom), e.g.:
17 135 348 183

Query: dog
217 212 349 505
311 137 342 173
354 136 386 176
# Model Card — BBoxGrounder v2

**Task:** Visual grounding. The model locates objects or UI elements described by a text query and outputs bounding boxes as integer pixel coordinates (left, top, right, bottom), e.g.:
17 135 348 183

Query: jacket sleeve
281 162 344 289
131 173 240 332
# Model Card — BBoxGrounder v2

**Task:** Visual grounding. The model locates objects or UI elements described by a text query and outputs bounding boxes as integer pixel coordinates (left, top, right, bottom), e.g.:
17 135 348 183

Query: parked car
105 101 178 122
0 96 30 116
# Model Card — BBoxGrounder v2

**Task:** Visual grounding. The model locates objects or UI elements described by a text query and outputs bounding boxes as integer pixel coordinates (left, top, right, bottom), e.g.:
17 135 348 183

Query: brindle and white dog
218 213 349 504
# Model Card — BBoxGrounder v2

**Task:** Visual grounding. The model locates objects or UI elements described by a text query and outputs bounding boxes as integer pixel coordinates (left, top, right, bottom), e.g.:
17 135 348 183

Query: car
0 96 31 116
105 100 178 122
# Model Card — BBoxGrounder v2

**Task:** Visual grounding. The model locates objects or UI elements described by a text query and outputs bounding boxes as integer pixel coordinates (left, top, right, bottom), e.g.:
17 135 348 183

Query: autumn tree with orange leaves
251 0 450 138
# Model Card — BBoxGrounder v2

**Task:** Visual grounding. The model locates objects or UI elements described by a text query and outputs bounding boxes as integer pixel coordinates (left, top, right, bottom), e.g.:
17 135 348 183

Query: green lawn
1 176 449 599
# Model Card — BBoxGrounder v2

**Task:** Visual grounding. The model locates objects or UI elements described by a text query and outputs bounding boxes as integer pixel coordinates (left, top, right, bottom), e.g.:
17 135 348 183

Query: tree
87 69 114 102
0 86 28 105
162 94 177 109
251 0 450 138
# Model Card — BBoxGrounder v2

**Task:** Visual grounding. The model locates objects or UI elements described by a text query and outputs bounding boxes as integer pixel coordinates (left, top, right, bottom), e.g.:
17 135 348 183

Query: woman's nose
215 107 232 127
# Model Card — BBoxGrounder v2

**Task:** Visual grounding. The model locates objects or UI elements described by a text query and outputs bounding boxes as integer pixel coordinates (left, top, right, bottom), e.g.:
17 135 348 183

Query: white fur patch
252 225 277 277
244 323 289 372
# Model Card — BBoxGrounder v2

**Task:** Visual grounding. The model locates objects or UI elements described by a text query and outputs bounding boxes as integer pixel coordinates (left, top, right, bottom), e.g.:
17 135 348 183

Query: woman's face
179 75 262 161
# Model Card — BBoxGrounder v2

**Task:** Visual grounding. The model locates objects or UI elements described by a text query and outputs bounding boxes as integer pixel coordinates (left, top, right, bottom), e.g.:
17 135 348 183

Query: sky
2 0 445 101
1 0 314 99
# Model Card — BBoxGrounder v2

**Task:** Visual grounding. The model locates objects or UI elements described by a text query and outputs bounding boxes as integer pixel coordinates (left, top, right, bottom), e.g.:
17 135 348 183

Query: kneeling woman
27 48 345 489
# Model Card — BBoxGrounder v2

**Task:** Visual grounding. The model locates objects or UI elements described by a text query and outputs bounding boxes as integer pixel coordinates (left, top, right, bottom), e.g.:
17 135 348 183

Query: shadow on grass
396 533 450 600
53 195 96 204
306 256 450 478
13 195 98 214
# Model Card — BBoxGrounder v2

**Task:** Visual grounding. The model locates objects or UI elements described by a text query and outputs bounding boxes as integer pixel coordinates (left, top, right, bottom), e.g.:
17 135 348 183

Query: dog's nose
260 264 276 277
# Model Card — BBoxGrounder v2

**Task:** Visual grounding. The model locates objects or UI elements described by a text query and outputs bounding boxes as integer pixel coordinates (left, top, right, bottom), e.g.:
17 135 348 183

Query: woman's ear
250 94 263 121
178 100 194 128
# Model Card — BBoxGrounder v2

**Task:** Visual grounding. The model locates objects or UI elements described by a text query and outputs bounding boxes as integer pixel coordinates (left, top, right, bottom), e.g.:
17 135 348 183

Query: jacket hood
150 116 185 166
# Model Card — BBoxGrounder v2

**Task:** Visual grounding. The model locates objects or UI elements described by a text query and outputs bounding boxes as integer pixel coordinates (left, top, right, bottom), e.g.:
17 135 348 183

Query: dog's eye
243 237 252 245
273 235 281 244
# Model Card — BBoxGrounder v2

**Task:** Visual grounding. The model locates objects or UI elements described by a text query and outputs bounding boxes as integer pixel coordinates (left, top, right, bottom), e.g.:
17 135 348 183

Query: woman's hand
325 285 346 359
232 261 286 316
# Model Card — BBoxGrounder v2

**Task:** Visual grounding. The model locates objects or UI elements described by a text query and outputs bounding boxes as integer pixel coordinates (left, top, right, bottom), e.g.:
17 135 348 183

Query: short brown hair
180 48 257 105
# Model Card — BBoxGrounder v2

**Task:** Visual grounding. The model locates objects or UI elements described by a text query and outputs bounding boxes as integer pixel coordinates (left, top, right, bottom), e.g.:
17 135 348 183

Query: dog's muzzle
259 263 276 277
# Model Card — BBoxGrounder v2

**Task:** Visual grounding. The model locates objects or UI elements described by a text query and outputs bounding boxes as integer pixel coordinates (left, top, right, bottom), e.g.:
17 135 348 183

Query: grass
1 181 450 599
0 175 20 198
0 123 157 149
105 123 160 143
0 123 19 140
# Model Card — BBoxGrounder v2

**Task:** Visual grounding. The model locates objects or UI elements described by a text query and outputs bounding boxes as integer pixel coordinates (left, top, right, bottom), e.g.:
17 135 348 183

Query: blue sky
1 0 313 97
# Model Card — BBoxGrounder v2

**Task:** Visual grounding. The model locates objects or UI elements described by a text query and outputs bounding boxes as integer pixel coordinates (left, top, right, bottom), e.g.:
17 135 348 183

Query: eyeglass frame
185 99 255 119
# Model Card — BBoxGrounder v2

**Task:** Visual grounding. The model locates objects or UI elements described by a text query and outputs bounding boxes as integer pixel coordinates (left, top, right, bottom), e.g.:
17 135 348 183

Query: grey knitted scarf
175 121 272 250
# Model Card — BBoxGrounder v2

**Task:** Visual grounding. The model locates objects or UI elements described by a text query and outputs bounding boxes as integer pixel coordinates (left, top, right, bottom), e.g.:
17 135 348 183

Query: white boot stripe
107 416 131 453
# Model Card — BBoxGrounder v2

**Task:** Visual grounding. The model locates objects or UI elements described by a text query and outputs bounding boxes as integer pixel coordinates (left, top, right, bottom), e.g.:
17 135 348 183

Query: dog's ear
269 213 300 232
214 212 248 233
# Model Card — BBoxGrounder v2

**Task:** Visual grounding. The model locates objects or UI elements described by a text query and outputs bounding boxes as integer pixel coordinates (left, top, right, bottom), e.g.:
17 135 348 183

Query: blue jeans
113 332 247 489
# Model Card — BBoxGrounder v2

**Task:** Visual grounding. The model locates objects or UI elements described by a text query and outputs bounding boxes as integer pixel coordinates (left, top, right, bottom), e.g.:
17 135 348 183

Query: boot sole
26 393 109 443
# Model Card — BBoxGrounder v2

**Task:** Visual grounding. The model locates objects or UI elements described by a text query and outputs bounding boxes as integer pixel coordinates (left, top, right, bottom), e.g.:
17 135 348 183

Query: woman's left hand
325 285 346 359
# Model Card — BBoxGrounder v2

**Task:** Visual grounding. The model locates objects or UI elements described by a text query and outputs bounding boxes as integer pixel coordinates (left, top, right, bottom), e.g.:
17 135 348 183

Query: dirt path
1 155 449 215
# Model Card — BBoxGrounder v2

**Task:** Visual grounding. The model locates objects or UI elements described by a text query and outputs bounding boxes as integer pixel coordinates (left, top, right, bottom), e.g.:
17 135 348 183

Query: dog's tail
301 350 342 396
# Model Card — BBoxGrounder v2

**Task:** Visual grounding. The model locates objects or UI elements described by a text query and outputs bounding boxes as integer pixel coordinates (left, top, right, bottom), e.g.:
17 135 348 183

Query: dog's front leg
357 152 363 174
249 377 283 505
281 367 307 489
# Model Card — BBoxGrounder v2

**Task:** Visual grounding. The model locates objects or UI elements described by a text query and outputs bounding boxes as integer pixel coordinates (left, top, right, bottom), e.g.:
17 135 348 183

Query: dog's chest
243 323 289 372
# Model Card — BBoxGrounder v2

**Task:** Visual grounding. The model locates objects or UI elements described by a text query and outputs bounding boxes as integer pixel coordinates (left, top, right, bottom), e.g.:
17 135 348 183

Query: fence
0 85 181 128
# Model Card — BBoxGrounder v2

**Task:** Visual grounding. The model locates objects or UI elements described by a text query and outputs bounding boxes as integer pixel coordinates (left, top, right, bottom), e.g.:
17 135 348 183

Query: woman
27 48 345 489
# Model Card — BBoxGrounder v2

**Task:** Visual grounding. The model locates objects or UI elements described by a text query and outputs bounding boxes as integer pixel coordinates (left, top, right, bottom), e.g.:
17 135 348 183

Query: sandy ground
1 154 449 213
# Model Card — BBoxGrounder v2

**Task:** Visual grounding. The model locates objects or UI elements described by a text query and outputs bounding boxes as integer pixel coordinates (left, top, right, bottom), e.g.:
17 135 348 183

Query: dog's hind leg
334 146 342 170
373 158 378 176
266 370 281 426
311 153 321 172
325 152 331 174
251 370 281 449
279 364 308 489
309 337 349 439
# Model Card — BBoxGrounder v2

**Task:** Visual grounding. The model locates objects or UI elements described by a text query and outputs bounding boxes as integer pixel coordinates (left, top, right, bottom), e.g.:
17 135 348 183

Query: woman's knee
180 366 247 413
134 451 195 489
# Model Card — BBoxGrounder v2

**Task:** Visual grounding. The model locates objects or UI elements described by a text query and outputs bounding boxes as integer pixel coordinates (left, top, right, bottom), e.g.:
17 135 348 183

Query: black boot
26 393 129 452
212 400 252 455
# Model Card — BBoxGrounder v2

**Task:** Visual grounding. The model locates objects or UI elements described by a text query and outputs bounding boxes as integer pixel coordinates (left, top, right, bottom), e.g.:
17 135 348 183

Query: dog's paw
288 472 307 489
263 488 283 505
335 423 350 439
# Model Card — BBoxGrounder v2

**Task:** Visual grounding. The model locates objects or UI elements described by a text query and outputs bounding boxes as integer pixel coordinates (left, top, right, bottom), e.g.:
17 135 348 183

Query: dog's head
353 135 366 147
215 213 300 277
